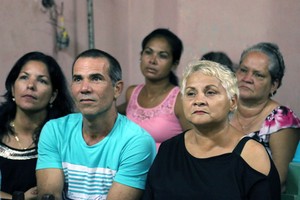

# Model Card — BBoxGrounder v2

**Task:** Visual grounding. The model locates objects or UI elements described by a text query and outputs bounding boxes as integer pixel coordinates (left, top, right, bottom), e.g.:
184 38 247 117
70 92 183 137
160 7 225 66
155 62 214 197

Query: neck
234 100 270 133
13 111 47 135
82 111 118 144
237 99 269 118
144 81 172 94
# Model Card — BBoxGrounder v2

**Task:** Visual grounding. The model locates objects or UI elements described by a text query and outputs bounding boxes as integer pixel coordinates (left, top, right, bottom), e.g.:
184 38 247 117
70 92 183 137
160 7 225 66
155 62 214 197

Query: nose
80 80 92 94
193 94 206 106
149 54 157 65
26 79 36 90
241 71 254 84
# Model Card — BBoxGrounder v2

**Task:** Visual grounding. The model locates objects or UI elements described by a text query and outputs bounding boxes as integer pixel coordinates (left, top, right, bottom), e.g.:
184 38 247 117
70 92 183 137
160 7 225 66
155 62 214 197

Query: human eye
38 78 49 85
253 72 265 79
143 49 152 55
184 89 196 97
91 74 103 82
18 74 28 80
238 67 247 73
72 75 81 82
205 89 218 96
158 52 169 59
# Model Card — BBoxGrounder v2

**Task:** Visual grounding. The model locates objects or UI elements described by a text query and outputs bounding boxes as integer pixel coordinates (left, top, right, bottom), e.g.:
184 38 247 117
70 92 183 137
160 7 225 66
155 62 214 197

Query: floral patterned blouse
248 106 300 156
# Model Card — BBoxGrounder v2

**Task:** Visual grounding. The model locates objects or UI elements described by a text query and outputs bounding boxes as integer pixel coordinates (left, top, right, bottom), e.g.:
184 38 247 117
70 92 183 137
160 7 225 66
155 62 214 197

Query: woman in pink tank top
118 28 191 150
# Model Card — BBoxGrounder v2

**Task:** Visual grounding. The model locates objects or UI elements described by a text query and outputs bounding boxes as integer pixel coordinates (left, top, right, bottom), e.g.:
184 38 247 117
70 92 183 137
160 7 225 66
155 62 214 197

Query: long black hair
0 51 74 143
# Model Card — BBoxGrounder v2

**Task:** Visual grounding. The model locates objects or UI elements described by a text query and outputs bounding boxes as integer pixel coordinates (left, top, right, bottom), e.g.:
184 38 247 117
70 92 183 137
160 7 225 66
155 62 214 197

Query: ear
172 60 179 70
50 89 58 104
113 80 124 100
270 79 279 95
11 85 15 97
229 94 238 112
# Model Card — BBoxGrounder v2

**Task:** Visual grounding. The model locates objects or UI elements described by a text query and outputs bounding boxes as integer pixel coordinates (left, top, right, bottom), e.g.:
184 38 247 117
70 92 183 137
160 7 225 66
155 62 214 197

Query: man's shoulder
51 112 81 121
46 113 82 127
117 114 148 134
115 114 155 144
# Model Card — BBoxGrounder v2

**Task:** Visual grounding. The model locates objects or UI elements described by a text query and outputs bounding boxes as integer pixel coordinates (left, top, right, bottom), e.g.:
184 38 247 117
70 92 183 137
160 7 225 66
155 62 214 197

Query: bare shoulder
126 85 137 99
117 85 137 114
240 139 271 175
175 91 183 108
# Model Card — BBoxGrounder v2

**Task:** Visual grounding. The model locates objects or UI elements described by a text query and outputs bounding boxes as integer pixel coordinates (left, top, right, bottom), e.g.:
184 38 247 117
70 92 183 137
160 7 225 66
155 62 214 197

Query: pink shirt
126 84 183 150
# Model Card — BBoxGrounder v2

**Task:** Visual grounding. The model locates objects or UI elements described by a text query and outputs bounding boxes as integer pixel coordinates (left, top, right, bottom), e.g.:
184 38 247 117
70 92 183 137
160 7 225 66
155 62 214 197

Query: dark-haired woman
118 28 191 150
0 52 74 199
230 42 300 192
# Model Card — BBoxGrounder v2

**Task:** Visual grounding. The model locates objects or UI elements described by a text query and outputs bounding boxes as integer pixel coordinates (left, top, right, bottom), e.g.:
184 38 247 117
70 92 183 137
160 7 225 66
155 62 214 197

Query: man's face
71 57 117 118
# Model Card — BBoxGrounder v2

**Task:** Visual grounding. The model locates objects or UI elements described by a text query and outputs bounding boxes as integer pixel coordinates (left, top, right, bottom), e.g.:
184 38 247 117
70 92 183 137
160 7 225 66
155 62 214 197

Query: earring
49 103 53 108
12 97 15 101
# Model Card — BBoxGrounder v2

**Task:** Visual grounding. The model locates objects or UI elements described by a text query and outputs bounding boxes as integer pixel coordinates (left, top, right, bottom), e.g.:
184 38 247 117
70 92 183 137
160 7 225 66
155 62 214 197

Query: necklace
9 121 35 150
236 112 258 133
236 101 269 133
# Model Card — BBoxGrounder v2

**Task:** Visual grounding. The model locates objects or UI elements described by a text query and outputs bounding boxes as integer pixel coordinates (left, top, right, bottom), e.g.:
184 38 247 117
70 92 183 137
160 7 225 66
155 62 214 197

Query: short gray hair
181 60 239 100
239 42 285 95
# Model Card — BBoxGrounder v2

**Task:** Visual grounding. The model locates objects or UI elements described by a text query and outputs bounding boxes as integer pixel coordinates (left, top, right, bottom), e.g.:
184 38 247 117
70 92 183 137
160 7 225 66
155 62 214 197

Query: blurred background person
0 52 74 199
200 51 235 71
118 28 191 150
230 42 300 192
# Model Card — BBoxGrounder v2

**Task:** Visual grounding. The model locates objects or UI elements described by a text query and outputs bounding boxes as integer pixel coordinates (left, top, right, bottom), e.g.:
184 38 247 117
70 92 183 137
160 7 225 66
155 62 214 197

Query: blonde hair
181 60 239 100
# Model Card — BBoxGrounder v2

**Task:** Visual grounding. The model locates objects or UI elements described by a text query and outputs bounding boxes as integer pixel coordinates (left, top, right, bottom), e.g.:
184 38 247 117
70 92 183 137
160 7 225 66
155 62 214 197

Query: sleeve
113 132 156 190
142 179 154 200
36 120 63 170
248 165 281 200
260 106 300 135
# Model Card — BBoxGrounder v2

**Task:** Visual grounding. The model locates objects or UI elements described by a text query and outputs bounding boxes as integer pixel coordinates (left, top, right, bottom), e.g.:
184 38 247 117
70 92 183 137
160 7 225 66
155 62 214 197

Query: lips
238 84 252 91
192 110 208 114
22 94 37 100
145 67 157 73
79 98 94 103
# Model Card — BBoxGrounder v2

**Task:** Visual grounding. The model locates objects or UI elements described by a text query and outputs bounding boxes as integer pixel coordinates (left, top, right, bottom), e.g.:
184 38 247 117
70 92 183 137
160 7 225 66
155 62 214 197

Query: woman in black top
142 60 280 200
0 52 74 199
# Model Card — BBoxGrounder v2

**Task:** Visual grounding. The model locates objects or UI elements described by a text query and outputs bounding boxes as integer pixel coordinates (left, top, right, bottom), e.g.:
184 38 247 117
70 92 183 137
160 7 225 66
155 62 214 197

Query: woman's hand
24 186 38 200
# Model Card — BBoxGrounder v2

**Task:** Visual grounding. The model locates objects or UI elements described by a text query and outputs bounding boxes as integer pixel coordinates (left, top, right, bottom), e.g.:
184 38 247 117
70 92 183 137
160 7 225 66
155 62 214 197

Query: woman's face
12 60 57 113
182 71 235 126
140 37 176 81
236 51 277 102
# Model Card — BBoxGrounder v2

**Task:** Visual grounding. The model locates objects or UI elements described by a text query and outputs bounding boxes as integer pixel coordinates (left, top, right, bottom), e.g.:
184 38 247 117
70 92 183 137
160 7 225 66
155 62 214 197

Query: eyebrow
20 71 49 78
72 73 105 79
144 47 170 54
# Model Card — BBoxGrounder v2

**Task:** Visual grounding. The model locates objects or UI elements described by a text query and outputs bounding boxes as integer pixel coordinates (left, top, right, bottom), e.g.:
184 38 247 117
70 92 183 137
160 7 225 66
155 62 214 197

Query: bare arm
1 187 37 199
1 191 13 199
117 85 136 115
241 139 271 175
269 128 299 190
175 93 192 131
106 182 143 200
36 168 64 200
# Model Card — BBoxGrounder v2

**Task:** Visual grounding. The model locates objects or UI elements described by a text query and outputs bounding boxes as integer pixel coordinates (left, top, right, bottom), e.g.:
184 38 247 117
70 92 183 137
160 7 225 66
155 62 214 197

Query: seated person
201 51 235 71
36 49 156 200
142 60 281 200
230 42 300 191
0 51 74 199
118 28 191 150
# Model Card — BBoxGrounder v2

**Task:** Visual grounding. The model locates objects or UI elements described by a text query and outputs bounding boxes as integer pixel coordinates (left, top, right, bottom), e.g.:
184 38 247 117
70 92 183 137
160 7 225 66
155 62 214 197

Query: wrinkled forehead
73 57 110 75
